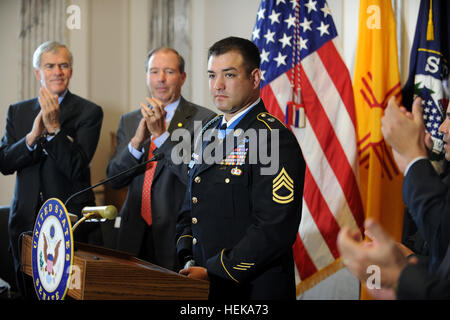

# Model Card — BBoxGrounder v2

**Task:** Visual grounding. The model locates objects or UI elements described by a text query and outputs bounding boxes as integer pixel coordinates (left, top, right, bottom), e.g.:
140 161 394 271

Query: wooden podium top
21 234 209 300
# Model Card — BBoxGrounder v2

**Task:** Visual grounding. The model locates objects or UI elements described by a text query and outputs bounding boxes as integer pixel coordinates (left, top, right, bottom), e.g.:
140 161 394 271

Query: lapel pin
231 167 242 176
234 128 243 137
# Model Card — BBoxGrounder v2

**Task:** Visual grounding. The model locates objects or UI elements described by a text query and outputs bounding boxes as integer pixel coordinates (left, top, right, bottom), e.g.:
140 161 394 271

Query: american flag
252 0 364 296
421 82 446 154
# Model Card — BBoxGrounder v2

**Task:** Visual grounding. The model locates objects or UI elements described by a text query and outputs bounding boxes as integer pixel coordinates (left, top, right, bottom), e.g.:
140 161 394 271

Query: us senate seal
31 198 74 300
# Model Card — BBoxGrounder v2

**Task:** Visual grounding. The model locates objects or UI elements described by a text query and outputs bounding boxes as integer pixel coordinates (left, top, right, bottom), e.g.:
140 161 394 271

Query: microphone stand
65 153 163 251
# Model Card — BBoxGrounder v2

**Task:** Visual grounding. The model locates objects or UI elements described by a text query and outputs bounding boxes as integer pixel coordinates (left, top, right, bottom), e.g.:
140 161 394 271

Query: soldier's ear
250 68 261 89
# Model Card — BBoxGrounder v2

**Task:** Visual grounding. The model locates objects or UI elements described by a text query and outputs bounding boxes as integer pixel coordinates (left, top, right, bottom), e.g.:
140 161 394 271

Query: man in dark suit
176 37 305 300
106 47 215 272
337 97 450 299
338 218 450 299
0 41 103 296
382 97 450 271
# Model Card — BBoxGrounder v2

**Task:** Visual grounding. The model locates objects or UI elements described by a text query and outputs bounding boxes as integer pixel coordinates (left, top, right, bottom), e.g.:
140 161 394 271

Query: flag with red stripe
252 0 364 297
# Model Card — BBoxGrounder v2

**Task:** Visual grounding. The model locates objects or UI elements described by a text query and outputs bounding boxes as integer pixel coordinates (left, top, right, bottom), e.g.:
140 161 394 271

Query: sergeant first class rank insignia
32 198 74 300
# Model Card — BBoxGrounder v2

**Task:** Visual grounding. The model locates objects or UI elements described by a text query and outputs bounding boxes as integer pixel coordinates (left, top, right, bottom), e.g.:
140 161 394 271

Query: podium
21 234 209 300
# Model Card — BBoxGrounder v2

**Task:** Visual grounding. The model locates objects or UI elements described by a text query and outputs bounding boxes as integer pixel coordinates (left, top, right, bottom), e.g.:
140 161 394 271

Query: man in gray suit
107 47 215 271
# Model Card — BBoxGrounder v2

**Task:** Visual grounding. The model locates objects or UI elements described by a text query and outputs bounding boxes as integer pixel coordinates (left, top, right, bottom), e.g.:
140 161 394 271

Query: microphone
72 205 118 232
81 205 118 220
64 152 163 207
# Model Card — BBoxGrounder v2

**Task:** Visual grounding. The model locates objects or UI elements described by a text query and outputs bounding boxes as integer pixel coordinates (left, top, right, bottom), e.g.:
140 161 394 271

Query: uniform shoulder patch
257 112 287 130
272 167 294 204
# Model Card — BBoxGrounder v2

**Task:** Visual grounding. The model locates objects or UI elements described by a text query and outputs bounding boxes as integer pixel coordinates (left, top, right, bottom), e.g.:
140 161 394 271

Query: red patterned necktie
141 138 157 226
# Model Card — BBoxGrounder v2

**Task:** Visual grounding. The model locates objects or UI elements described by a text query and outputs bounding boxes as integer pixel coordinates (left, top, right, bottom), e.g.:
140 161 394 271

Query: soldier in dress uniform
176 37 306 300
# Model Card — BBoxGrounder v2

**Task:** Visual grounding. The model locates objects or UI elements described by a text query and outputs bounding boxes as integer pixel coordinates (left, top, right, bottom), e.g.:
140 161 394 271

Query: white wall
0 0 422 206
0 0 20 206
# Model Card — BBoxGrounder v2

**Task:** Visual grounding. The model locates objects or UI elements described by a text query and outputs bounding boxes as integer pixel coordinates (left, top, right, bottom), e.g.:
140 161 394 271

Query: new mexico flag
354 0 404 242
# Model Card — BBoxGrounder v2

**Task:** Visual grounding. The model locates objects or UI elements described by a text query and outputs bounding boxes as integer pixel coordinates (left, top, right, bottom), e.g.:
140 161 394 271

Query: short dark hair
145 47 185 74
208 37 260 75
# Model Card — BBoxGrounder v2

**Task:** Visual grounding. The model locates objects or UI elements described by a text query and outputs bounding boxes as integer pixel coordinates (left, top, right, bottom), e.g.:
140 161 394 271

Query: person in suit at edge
106 47 216 271
0 41 103 297
176 37 306 300
337 97 450 299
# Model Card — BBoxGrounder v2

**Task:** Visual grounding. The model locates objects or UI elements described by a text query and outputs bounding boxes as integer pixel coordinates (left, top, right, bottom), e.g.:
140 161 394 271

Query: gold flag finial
427 0 434 41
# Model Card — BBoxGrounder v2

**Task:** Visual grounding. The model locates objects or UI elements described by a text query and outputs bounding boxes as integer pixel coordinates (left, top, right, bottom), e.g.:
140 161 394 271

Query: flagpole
393 0 403 79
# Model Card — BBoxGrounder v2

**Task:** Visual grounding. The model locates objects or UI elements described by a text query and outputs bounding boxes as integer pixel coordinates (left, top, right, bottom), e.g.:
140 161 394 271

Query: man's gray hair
32 41 73 69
